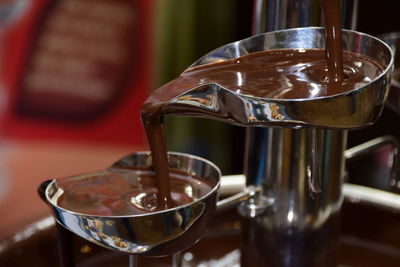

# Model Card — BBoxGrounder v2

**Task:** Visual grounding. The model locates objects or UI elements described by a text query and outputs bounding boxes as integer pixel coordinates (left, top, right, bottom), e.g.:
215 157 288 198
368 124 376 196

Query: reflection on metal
217 185 260 214
345 135 400 190
160 27 392 267
40 152 221 257
377 32 400 115
307 128 323 197
252 0 321 33
241 128 347 229
164 28 393 129
343 183 400 210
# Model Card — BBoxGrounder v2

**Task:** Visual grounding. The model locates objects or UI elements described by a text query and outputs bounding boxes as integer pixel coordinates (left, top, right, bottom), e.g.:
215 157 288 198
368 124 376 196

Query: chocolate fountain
239 1 392 266
1 1 400 267
158 27 392 267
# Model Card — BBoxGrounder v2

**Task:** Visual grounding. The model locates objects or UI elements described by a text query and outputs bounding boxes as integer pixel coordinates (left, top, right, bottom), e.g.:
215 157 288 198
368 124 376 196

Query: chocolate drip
141 49 383 209
322 0 345 83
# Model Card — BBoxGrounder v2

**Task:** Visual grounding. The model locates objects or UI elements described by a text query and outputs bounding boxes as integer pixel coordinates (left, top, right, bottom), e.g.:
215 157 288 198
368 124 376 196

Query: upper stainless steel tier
162 27 393 129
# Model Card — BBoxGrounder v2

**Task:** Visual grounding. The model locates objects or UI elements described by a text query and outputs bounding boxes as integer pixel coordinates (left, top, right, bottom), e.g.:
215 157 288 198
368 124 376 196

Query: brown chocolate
141 49 383 209
56 169 211 216
322 0 345 83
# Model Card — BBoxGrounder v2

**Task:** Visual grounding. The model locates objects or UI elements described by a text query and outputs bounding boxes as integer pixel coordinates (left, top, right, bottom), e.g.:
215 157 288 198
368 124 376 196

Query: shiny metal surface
343 183 400 211
6 181 400 266
252 0 324 33
156 26 393 267
345 135 400 190
164 27 393 129
239 2 389 267
379 32 400 114
241 128 346 267
159 27 393 267
246 3 349 267
217 185 260 213
252 0 358 32
40 152 221 257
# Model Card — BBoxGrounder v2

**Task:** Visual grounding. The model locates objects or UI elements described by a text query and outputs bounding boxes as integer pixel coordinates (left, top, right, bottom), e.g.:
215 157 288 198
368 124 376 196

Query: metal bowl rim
188 26 394 102
44 151 221 219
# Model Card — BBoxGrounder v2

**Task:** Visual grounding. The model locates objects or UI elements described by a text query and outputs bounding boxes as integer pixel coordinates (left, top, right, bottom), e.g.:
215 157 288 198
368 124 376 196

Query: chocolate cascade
238 0 393 266
141 27 393 267
142 48 381 199
141 28 389 209
40 151 221 257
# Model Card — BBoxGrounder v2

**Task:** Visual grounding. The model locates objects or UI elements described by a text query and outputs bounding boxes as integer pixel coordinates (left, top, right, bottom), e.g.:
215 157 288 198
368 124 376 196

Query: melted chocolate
3 203 400 266
141 49 383 209
322 0 345 83
56 169 211 216
34 0 389 266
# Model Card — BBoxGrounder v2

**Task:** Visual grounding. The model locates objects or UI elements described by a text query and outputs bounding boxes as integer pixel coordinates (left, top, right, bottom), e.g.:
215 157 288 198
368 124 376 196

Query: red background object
0 0 152 145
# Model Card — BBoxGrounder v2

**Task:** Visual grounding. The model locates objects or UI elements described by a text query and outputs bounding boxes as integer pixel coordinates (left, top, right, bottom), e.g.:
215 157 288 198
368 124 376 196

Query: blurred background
0 0 400 239
0 0 252 238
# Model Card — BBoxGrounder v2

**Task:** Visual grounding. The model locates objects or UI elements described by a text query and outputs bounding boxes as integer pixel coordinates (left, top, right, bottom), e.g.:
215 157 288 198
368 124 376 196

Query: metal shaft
242 127 346 267
129 255 138 267
241 0 350 266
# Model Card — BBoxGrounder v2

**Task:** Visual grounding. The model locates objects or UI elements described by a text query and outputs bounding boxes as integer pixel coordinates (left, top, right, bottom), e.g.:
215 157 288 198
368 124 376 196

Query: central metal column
240 1 352 266
242 127 346 267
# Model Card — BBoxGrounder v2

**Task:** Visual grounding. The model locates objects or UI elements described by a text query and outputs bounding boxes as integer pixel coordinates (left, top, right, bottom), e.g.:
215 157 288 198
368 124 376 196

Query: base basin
1 198 400 266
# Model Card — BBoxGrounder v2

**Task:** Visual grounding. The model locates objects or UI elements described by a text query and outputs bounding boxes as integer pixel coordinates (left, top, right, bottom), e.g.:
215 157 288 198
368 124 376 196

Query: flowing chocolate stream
322 0 345 83
141 49 383 209
141 0 380 211
143 117 172 209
